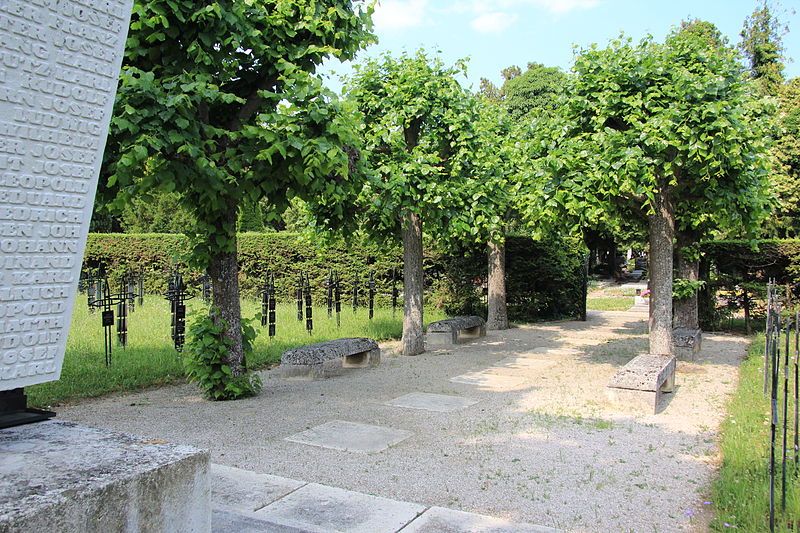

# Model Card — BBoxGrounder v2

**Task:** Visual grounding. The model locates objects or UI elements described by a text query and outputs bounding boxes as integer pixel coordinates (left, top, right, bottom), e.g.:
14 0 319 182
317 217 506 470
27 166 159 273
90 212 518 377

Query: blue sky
321 0 800 93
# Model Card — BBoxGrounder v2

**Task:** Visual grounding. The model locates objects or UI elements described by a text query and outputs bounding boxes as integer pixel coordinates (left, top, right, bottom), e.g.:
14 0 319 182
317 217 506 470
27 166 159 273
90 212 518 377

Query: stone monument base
0 420 210 533
673 328 702 361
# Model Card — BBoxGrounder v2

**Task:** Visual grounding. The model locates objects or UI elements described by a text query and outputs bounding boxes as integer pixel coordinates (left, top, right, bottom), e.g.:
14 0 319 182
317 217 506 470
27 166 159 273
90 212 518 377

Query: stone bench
673 328 702 361
280 337 380 380
426 316 486 345
606 354 676 414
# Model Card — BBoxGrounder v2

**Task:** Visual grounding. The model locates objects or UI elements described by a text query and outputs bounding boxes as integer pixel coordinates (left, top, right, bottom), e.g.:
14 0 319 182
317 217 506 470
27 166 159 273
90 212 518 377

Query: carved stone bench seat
280 337 380 380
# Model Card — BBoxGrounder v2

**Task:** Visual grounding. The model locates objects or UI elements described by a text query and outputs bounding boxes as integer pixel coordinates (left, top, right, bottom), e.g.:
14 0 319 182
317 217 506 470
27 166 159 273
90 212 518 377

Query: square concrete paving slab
489 357 556 371
285 420 412 453
254 482 425 533
522 347 582 356
211 464 305 513
384 392 479 412
401 506 560 533
449 371 527 390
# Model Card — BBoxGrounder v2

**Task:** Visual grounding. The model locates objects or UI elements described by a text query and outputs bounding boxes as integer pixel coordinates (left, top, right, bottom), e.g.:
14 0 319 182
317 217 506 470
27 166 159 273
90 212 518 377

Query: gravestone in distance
0 0 135 424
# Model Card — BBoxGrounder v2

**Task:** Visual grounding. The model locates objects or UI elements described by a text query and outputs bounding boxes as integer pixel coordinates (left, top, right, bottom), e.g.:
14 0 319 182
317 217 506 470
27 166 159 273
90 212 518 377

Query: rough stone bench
426 316 486 345
280 337 380 380
673 328 702 361
606 354 676 414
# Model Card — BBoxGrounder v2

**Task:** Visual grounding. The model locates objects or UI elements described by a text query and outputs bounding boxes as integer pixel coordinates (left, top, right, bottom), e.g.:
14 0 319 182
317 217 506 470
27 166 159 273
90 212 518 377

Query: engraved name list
0 0 133 388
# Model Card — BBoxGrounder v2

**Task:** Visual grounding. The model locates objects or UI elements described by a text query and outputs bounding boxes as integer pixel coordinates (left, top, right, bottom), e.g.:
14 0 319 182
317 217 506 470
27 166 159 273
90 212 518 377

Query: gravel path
57 310 749 533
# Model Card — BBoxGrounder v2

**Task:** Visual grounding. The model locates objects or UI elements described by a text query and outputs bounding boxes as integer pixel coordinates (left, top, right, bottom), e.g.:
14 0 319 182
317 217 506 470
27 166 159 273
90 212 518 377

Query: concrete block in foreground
673 328 702 361
606 354 676 414
0 420 210 533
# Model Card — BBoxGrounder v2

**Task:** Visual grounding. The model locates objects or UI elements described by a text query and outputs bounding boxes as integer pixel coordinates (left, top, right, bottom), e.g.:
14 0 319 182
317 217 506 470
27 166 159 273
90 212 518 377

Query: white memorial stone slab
254 483 425 533
285 420 412 453
0 0 134 390
449 371 527 390
384 392 479 412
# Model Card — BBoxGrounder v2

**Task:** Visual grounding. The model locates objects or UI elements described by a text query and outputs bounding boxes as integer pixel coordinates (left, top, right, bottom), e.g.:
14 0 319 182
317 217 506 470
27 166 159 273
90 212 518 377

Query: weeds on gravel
27 299 446 408
711 334 799 532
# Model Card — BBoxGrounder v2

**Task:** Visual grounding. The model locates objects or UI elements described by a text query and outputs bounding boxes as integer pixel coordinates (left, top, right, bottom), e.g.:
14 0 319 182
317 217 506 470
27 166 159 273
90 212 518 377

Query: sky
320 0 800 93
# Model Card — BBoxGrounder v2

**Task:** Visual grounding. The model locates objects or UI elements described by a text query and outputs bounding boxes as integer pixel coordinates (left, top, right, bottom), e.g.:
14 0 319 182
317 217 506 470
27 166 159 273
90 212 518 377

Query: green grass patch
586 296 634 311
711 334 800 532
27 298 446 408
601 287 640 297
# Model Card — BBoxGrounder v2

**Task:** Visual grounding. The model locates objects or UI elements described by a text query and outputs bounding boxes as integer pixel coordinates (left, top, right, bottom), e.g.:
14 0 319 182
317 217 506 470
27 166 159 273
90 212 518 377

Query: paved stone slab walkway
211 465 557 533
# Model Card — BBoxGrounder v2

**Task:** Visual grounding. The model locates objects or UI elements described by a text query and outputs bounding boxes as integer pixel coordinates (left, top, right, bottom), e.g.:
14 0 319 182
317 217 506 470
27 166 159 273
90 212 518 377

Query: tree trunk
673 230 700 330
401 211 425 356
647 184 675 356
207 203 246 376
486 237 509 330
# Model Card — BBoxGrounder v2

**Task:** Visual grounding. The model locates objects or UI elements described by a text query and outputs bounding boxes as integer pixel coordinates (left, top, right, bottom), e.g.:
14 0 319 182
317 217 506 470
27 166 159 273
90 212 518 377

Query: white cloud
372 0 430 31
470 11 519 33
529 0 599 15
449 0 599 17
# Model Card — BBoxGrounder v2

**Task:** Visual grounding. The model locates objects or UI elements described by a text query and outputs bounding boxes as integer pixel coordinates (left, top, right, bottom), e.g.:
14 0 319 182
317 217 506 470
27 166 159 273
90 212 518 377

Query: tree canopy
346 50 480 355
103 0 374 394
540 32 770 354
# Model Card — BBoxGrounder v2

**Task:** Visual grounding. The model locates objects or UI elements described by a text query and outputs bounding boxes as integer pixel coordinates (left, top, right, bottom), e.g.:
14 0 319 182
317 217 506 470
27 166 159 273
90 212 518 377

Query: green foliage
345 50 480 238
501 63 566 120
237 200 266 233
672 278 705 300
120 191 196 233
183 310 262 400
433 236 586 322
740 1 786 95
541 32 770 235
769 77 800 237
676 18 729 50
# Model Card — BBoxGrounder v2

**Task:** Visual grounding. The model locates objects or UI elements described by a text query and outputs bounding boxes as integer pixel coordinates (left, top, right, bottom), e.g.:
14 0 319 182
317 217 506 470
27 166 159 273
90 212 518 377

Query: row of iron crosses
80 268 401 367
763 280 799 532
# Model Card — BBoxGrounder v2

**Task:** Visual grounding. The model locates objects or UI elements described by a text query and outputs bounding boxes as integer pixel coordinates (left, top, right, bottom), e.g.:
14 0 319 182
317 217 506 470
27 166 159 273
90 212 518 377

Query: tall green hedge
83 233 403 304
432 236 588 322
82 232 587 322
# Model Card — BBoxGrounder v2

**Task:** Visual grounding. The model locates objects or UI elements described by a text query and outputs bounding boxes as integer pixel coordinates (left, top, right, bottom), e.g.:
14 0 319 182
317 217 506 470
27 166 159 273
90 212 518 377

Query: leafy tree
346 51 479 355
120 191 195 233
503 63 566 120
772 77 800 237
472 63 566 329
103 0 374 391
740 1 787 95
541 33 770 356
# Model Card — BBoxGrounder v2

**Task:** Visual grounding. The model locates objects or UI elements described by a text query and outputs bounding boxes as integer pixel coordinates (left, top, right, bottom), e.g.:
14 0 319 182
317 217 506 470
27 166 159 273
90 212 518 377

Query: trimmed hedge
82 232 587 322
433 236 588 322
83 233 402 305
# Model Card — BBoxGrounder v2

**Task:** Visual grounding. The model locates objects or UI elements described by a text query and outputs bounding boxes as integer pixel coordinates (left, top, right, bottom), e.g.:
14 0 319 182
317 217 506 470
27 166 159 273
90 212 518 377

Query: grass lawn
27 297 446 408
586 296 634 311
711 334 799 532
